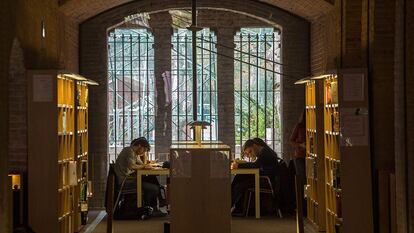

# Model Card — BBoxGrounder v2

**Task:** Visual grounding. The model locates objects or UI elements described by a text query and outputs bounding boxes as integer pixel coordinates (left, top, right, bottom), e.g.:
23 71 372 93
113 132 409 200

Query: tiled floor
83 212 318 233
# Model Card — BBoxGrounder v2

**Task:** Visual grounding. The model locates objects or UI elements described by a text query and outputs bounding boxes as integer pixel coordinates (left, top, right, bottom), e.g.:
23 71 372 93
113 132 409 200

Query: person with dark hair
289 109 307 215
231 138 280 216
114 137 166 215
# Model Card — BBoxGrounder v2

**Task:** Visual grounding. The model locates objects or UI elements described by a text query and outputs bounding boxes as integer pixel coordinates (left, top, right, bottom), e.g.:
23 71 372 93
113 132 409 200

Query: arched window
234 28 282 157
171 28 218 141
107 28 155 161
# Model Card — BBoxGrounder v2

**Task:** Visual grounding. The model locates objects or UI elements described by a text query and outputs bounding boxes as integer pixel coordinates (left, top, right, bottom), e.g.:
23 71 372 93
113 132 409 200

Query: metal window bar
234 28 282 157
248 34 251 139
171 29 218 142
185 35 189 140
130 35 133 141
107 29 155 161
122 34 125 147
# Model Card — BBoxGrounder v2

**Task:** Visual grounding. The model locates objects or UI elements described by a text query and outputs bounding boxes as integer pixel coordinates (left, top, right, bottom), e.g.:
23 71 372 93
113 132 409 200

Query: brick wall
80 0 309 208
60 0 333 23
216 28 236 152
406 0 414 230
310 0 341 74
370 0 396 171
394 0 408 231
150 12 173 155
0 0 14 231
59 15 79 72
8 39 27 172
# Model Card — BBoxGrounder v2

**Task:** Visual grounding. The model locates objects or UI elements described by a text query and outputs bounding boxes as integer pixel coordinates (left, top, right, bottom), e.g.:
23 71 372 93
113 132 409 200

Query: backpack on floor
114 193 153 220
277 159 296 216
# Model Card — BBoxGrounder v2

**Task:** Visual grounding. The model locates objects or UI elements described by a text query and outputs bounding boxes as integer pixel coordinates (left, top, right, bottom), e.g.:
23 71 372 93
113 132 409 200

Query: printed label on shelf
210 151 230 178
340 107 369 146
171 150 192 178
33 75 53 102
342 73 365 102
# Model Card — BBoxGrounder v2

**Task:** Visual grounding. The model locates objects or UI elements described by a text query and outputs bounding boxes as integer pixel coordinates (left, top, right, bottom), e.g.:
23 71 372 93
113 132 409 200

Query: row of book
325 80 338 105
330 160 341 189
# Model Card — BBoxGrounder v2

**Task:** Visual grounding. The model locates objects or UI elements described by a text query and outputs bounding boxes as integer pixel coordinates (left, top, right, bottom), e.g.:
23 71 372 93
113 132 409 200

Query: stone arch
8 38 27 172
80 1 310 208
60 0 333 23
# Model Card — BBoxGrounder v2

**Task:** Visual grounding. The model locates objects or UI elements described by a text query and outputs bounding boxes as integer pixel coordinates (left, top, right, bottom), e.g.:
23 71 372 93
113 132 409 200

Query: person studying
231 138 280 216
114 137 167 217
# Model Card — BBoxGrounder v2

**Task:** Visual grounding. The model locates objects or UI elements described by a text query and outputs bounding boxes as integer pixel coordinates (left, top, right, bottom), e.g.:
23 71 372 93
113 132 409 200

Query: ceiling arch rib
60 0 334 23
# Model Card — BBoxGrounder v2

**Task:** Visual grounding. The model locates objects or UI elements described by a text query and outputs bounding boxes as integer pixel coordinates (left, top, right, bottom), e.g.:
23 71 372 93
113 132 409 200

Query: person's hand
144 164 153 170
231 161 239 170
149 159 159 164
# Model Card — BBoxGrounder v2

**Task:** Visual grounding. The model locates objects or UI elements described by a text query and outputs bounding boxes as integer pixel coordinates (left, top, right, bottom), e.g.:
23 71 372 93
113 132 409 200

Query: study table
136 168 261 219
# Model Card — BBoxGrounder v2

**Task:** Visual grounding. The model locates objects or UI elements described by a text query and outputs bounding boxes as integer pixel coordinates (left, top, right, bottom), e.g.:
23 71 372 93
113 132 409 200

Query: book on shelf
309 136 314 154
334 162 341 189
331 110 340 132
85 88 89 108
313 160 317 180
76 89 81 106
306 157 314 179
331 80 338 104
62 111 67 133
87 180 93 198
80 183 87 202
68 161 78 186
62 165 67 186
336 191 342 217
304 184 311 198
325 82 332 104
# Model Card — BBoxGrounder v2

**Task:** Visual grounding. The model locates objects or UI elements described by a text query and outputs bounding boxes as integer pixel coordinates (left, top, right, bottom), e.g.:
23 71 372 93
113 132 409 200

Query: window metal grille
234 28 282 157
171 28 218 142
107 28 155 161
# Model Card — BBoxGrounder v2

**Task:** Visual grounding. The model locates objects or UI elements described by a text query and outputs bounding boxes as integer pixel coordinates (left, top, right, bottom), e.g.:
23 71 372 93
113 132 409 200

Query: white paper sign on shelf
33 74 53 102
340 107 369 146
171 150 192 178
210 151 230 178
343 73 365 102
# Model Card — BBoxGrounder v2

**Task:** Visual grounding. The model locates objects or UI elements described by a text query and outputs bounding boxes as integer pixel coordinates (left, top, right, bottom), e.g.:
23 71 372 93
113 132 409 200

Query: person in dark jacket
231 138 280 215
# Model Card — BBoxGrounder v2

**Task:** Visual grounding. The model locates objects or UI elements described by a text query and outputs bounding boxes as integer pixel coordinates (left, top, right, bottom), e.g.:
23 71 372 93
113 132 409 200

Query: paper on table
33 75 53 102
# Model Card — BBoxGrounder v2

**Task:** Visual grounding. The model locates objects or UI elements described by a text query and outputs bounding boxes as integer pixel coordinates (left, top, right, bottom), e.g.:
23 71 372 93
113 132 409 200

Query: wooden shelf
28 71 94 233
323 75 342 233
304 80 326 230
301 70 373 233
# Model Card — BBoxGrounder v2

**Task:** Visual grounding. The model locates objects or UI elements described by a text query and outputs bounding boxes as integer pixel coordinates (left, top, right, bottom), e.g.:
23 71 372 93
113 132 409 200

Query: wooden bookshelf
28 71 94 233
74 81 90 231
323 74 342 233
298 70 373 233
303 80 326 231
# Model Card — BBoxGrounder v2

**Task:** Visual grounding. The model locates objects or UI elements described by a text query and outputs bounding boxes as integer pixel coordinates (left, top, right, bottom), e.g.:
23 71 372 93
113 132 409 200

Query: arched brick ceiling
60 0 333 23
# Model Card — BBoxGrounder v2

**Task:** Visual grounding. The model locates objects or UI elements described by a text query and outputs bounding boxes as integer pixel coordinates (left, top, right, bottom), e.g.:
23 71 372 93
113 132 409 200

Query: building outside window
171 28 218 142
107 28 155 162
234 28 282 157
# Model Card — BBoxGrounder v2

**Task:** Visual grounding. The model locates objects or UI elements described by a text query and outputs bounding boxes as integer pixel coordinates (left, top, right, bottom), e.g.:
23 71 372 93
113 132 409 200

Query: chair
245 176 283 218
106 164 136 213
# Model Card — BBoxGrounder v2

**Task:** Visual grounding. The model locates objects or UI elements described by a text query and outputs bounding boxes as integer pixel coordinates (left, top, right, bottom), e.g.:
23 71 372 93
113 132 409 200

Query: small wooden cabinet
170 143 231 233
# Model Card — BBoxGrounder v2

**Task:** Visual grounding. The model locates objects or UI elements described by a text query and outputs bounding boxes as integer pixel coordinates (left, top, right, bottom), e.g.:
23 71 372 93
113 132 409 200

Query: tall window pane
234 28 282 157
171 28 218 141
108 28 155 162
